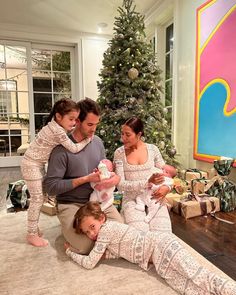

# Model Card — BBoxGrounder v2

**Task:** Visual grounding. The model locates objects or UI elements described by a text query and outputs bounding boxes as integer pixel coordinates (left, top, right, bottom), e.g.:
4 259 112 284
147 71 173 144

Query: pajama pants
152 233 236 295
21 158 46 235
122 199 172 233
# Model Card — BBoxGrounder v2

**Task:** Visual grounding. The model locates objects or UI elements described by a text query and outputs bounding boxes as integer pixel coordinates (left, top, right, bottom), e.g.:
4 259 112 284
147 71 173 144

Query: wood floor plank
170 210 236 280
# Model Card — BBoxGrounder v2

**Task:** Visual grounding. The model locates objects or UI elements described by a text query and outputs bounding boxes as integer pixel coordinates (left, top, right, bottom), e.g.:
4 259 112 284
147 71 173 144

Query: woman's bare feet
27 234 48 247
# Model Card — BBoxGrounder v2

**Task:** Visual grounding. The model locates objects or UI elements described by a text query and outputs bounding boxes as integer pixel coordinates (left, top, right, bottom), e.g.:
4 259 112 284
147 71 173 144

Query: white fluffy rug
0 211 230 295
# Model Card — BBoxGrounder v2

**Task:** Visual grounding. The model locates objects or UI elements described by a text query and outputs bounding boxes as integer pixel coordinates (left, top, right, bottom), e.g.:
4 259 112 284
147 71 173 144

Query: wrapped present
191 178 209 194
172 193 220 219
113 191 123 212
205 158 236 212
165 192 187 208
41 202 57 215
172 177 188 194
180 169 208 183
41 197 56 216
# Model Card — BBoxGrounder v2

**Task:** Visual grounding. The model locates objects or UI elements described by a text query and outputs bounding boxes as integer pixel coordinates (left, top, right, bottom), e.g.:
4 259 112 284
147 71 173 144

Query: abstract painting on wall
194 0 236 164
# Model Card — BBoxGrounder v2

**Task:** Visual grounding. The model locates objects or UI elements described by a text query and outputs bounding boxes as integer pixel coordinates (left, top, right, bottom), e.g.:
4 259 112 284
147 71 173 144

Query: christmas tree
97 0 177 165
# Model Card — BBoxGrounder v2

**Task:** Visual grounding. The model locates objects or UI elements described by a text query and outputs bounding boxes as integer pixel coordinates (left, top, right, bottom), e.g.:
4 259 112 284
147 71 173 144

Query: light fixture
97 22 108 34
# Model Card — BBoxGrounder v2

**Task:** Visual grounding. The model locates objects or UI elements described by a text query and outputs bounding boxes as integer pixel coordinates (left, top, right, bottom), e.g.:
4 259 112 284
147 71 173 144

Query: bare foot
27 234 48 247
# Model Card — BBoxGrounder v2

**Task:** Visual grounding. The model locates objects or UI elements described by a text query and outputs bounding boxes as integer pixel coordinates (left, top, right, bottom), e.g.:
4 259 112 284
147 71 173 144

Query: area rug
0 211 230 295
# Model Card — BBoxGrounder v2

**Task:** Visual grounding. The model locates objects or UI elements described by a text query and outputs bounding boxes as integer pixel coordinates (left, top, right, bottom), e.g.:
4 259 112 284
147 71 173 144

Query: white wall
82 38 109 100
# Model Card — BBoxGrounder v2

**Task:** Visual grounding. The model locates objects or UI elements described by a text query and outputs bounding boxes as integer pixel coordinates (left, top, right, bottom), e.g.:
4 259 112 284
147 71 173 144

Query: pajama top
23 119 90 164
66 220 157 270
113 144 165 203
66 220 236 295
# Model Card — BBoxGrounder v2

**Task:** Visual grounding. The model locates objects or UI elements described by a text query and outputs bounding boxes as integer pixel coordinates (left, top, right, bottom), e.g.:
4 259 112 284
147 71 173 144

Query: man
43 98 123 254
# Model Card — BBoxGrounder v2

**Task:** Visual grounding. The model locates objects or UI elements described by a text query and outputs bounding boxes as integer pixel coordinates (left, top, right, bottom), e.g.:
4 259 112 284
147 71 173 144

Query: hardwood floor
170 210 236 280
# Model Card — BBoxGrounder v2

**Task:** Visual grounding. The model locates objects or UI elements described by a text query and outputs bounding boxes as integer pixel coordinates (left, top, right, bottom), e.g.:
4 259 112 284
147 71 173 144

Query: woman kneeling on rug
65 202 236 295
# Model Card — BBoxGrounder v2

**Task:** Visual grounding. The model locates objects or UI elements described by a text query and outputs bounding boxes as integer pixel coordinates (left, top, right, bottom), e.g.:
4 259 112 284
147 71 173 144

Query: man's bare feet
27 234 48 247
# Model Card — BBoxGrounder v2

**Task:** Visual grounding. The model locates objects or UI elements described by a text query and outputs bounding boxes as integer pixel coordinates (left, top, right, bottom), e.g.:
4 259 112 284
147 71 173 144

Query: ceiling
0 0 161 36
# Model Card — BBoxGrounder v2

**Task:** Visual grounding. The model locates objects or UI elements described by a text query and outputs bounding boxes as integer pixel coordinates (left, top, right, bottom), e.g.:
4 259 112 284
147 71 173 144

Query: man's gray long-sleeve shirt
43 135 105 204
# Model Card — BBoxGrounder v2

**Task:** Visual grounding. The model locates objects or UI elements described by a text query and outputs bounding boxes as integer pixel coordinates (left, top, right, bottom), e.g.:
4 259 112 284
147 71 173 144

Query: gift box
41 198 57 216
172 177 188 194
172 194 220 219
205 159 236 212
180 169 208 183
165 192 187 208
191 178 209 194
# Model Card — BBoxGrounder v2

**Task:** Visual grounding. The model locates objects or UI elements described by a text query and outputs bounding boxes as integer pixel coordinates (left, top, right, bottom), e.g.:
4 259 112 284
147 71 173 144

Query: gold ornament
128 67 139 80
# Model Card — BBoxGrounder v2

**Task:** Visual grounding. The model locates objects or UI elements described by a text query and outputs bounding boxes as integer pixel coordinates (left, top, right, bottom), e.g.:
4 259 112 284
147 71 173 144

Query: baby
90 159 115 211
135 164 177 223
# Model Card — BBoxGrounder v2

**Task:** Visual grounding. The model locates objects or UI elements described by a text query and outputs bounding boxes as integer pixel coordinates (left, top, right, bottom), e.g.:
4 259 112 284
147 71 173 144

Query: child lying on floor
65 201 236 295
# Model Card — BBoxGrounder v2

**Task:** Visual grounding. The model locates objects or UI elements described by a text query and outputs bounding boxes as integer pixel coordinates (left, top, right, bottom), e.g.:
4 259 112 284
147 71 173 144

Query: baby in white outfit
135 164 177 223
90 159 115 211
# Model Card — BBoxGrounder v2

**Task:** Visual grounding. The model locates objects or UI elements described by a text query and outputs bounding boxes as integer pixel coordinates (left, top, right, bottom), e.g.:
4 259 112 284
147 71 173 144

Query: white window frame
0 40 76 167
164 21 174 133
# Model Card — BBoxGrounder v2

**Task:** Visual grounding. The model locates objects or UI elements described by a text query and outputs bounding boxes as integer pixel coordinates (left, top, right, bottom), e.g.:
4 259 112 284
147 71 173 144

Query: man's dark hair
77 97 101 122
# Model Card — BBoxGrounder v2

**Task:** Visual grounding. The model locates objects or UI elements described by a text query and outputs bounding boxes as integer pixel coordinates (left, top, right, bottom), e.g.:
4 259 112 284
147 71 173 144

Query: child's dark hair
45 98 80 125
77 97 101 122
124 117 144 136
73 201 106 234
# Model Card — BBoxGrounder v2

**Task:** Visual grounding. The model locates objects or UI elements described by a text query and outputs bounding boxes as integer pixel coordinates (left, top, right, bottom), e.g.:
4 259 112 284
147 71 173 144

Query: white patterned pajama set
113 144 172 233
21 119 90 235
66 220 236 295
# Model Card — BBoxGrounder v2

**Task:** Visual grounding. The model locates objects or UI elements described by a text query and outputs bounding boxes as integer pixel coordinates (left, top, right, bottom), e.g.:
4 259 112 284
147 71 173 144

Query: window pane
52 51 71 72
18 92 29 114
0 122 27 156
54 93 72 102
0 68 6 80
33 75 52 92
53 73 71 92
166 24 173 53
165 54 170 80
6 69 28 91
165 80 173 107
165 106 172 130
165 52 173 80
34 93 52 113
0 45 5 68
32 49 51 70
5 46 27 69
34 114 48 133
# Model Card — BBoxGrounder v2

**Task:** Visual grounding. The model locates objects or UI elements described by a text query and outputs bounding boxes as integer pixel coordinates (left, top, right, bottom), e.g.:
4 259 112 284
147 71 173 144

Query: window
0 41 74 162
164 23 174 129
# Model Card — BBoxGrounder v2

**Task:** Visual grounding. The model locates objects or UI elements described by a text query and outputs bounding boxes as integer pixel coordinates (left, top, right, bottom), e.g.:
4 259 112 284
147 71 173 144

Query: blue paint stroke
198 82 236 158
